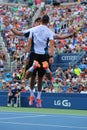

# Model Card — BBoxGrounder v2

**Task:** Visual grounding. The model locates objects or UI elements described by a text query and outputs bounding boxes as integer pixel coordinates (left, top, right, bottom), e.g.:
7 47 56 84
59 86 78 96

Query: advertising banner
54 53 79 63
20 92 87 110
0 92 87 110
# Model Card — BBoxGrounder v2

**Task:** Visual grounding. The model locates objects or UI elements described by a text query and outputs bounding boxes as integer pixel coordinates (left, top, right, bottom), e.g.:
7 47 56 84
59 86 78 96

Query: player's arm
26 30 33 53
11 27 24 36
8 24 30 36
3 20 24 36
48 31 55 56
54 32 76 39
6 24 24 36
48 39 55 56
23 37 33 79
26 38 32 53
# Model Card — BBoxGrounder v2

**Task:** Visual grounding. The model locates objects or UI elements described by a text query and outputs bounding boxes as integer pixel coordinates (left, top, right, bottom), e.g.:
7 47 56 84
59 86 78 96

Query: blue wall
0 91 8 106
0 91 87 110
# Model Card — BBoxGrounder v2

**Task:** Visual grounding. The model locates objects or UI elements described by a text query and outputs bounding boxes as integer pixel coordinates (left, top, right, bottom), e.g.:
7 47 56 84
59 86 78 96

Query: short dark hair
42 15 49 24
34 17 41 23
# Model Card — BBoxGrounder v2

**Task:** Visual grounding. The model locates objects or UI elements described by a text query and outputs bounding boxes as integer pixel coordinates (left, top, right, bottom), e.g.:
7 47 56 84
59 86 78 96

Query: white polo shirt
29 25 54 54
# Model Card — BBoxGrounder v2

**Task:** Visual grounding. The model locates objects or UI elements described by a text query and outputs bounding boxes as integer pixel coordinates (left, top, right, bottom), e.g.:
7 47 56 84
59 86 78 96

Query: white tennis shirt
29 25 54 55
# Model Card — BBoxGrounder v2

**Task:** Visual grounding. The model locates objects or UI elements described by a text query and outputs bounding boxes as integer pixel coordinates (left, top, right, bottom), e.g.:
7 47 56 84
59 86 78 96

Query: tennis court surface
0 107 87 130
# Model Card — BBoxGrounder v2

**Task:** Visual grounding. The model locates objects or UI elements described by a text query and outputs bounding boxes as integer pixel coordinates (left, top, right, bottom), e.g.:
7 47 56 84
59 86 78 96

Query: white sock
46 68 50 73
29 66 34 72
37 91 41 99
30 90 34 97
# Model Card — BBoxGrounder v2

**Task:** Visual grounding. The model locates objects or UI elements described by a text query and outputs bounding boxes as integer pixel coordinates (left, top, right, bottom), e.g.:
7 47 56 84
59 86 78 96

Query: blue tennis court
0 111 87 130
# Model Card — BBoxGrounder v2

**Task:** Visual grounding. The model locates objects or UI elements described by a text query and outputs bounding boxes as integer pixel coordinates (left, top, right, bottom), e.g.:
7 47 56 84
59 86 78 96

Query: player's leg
24 53 40 79
25 60 40 78
29 75 36 106
14 96 17 107
42 61 52 80
7 95 12 107
35 64 46 108
36 76 43 108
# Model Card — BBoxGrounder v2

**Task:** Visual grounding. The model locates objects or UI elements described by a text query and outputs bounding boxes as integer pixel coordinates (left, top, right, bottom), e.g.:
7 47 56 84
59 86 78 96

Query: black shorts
28 52 49 77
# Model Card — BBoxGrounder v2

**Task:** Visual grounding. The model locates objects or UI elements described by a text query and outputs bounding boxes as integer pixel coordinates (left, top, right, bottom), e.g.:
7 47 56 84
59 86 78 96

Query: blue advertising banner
54 53 79 63
0 91 8 106
0 92 87 110
20 92 87 110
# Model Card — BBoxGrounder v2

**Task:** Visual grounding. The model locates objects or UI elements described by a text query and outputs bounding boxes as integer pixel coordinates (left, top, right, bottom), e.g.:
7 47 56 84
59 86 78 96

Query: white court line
0 111 87 119
0 115 46 120
46 114 87 119
0 121 87 129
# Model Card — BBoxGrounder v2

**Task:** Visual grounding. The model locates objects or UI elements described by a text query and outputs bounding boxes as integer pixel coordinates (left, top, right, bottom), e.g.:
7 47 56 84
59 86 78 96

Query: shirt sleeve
22 28 31 34
29 30 33 39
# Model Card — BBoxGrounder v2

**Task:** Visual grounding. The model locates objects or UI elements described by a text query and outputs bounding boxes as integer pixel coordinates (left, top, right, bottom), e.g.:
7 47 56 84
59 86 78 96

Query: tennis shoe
7 103 11 107
14 103 17 107
36 98 42 108
29 96 35 106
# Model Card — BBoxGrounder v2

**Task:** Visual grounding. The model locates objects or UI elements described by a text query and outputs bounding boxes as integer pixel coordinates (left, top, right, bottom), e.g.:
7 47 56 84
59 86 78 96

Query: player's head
33 17 42 27
34 17 41 24
42 15 49 25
